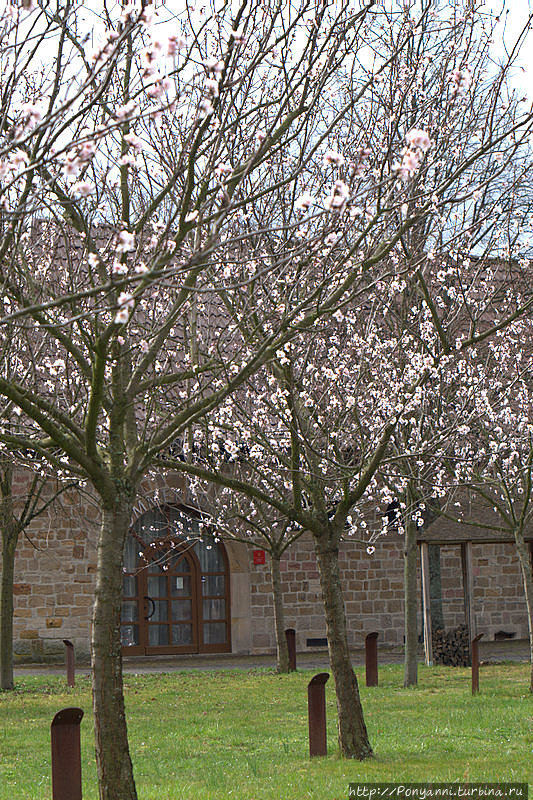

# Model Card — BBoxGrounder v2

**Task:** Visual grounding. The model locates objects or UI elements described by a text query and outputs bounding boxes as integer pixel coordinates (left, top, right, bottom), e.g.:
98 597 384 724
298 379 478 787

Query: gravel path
13 639 529 676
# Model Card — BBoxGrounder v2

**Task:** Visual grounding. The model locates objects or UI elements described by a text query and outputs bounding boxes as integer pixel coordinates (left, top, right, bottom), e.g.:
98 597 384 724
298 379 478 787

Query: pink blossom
141 47 159 76
118 154 137 167
124 133 144 153
295 191 314 211
117 291 134 308
147 37 164 55
167 35 187 57
72 181 95 198
199 99 214 119
20 102 43 126
120 3 138 22
10 150 29 168
323 150 345 168
117 230 135 253
79 141 96 161
62 141 95 178
205 78 219 97
450 66 471 96
215 163 232 178
392 150 421 180
115 100 139 121
324 180 349 211
139 6 155 25
405 129 431 153
146 78 171 99
114 308 130 325
63 159 81 176
112 260 128 276
205 58 224 76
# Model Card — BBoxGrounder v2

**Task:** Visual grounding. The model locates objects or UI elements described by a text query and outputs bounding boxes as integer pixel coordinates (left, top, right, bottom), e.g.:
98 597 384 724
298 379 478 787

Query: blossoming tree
0 2 532 795
189 483 307 673
160 0 533 757
442 319 533 691
0 1 414 796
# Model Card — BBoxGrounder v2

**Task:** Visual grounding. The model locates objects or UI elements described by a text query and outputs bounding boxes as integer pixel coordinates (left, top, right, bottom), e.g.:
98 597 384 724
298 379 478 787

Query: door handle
144 596 156 620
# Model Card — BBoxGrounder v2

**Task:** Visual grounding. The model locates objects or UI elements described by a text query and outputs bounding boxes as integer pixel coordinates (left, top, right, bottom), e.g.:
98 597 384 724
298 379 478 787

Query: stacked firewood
432 624 470 666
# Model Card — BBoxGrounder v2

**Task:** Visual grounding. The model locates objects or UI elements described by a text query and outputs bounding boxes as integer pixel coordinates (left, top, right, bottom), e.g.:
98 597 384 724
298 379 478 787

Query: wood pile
432 624 470 666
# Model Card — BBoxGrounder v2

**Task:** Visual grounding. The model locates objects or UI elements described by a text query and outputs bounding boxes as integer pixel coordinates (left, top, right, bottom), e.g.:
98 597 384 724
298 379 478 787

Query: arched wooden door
121 506 231 656
141 543 199 654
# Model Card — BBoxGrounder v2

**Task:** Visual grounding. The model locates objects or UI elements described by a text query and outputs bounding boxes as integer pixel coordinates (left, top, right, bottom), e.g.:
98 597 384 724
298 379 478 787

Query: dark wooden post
51 707 84 800
365 632 379 687
63 639 75 688
471 633 484 694
307 673 329 757
285 628 296 672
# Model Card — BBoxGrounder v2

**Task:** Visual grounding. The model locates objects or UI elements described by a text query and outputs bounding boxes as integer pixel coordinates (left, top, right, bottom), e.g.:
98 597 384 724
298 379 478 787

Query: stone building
5 227 530 663
8 472 532 663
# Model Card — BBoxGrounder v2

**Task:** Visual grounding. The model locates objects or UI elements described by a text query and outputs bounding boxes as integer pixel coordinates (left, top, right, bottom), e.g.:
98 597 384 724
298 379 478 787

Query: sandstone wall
11 486 99 663
5 477 530 662
249 535 529 654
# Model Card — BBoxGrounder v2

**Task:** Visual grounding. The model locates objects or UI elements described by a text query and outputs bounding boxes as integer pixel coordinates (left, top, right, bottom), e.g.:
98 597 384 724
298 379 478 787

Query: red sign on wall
253 549 266 565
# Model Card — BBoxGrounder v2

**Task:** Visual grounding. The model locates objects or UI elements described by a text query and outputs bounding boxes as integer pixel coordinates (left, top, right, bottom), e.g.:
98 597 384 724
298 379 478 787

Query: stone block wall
249 534 409 653
11 488 99 663
248 534 530 654
4 473 531 661
439 546 466 629
472 542 527 638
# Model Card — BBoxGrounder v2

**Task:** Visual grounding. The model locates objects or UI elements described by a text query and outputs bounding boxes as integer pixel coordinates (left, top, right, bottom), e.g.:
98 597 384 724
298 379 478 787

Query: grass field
0 663 531 799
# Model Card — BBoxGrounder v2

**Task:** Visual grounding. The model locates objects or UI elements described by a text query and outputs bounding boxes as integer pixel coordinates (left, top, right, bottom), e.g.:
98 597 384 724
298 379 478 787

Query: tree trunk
92 498 138 800
270 552 289 673
404 515 418 687
0 523 17 691
314 538 372 759
513 528 533 692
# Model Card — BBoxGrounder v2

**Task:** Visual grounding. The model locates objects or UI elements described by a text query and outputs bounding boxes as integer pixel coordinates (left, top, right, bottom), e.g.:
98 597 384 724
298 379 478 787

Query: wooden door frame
140 541 200 656
197 540 232 654
121 507 232 656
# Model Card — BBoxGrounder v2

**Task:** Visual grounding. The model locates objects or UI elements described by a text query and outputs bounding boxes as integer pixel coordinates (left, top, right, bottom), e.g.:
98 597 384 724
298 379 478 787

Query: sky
482 0 533 96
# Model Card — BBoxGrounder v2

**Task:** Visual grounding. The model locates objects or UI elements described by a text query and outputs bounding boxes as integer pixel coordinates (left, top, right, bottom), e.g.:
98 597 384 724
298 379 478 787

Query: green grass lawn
0 663 531 799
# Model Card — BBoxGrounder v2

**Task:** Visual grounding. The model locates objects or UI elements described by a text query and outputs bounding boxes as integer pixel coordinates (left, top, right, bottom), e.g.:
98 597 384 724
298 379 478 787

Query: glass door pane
203 598 225 620
172 625 193 645
148 625 169 646
203 622 226 644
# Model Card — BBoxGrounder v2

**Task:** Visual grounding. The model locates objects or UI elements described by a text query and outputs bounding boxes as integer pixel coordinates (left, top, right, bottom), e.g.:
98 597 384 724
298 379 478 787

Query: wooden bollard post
471 633 484 694
365 632 379 687
63 640 75 688
51 707 84 800
307 673 329 757
285 628 296 672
